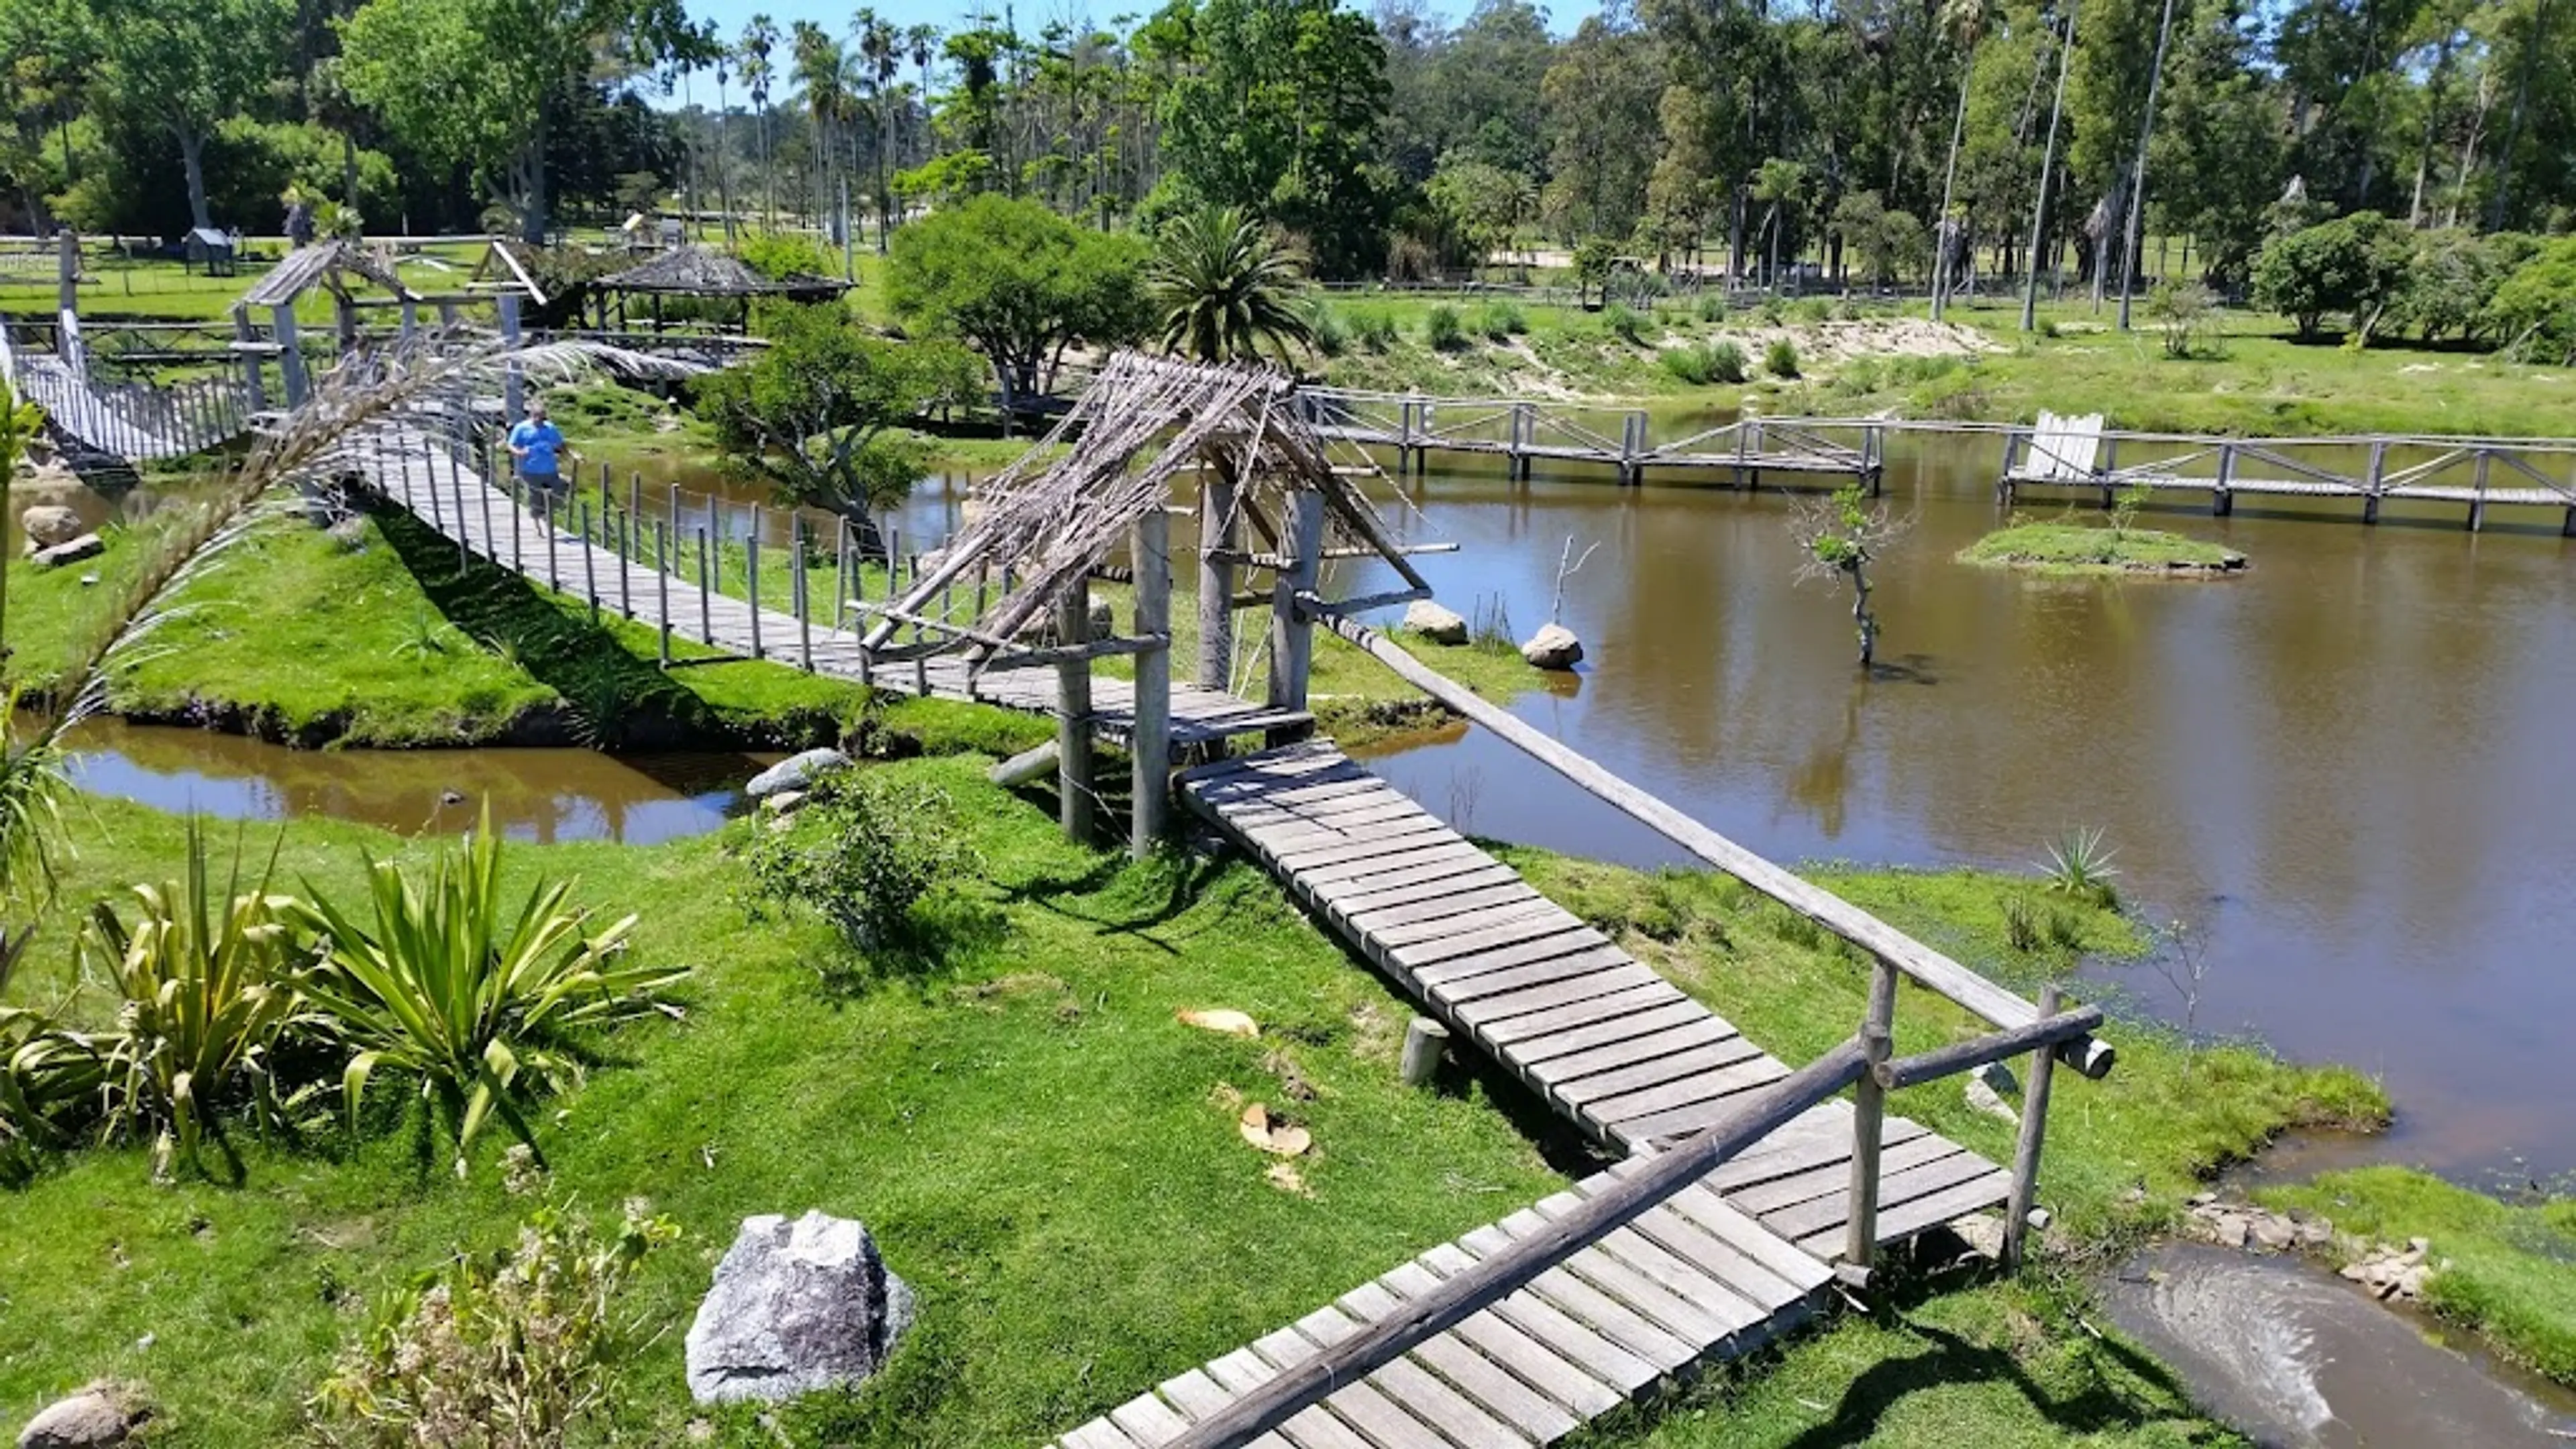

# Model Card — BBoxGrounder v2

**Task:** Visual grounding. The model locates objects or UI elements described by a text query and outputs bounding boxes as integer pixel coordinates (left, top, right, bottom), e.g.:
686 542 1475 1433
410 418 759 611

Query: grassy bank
2259 1167 2576 1386
1960 521 2247 577
0 769 2385 1446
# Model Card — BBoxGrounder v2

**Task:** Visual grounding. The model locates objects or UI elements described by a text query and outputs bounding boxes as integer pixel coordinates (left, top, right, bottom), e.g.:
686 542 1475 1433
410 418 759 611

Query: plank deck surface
1040 743 2017 1449
350 430 1306 745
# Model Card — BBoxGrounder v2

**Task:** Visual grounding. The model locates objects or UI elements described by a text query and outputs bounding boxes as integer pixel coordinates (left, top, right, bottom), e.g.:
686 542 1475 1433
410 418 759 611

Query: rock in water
746 748 851 799
32 535 103 570
17 1383 143 1448
685 1212 916 1405
1401 600 1468 645
19 504 85 551
1519 622 1584 670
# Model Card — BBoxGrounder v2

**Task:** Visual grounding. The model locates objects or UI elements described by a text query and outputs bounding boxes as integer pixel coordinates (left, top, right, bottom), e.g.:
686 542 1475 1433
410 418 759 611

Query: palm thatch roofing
598 244 849 300
238 239 421 309
864 352 1426 664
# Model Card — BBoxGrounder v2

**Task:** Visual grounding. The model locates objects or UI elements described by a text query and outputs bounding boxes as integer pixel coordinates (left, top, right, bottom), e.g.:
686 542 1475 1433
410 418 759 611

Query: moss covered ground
0 761 2393 1447
1959 521 2246 577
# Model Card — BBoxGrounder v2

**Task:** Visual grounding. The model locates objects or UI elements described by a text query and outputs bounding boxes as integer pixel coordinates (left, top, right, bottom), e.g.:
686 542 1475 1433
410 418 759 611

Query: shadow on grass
371 500 846 750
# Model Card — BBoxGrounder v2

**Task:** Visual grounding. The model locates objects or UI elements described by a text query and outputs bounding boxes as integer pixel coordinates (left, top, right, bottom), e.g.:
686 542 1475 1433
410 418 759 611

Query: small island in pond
1961 521 2248 576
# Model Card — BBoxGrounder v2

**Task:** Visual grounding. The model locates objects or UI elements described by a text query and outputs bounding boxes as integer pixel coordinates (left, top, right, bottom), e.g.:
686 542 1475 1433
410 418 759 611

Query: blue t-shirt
509 420 566 476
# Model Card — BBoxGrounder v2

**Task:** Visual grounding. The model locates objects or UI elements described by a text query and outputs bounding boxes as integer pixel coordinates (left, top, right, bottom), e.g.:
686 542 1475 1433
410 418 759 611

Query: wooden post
2002 983 2064 1270
1998 431 2021 506
835 516 854 629
2098 435 2119 511
579 502 598 623
747 533 764 659
1734 418 1752 490
2469 448 2490 533
545 491 561 590
55 229 78 329
444 441 468 569
1055 586 1095 845
655 519 672 666
511 478 525 572
1510 402 1532 482
1198 468 1237 693
793 517 813 671
696 526 712 643
272 304 308 407
1130 506 1173 859
497 292 523 421
1844 957 1901 1271
2213 443 2236 517
1266 490 1325 745
1620 410 1646 486
1400 1016 1450 1087
2363 441 2387 525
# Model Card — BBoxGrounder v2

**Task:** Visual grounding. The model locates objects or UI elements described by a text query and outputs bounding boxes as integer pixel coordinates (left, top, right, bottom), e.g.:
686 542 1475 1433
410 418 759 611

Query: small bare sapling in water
1790 484 1907 667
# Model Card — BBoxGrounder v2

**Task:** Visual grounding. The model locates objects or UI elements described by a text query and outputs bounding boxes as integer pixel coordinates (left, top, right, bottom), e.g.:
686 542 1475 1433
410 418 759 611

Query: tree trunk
2488 0 2553 230
2021 0 2078 333
2118 0 2178 331
177 126 213 232
1932 54 1973 320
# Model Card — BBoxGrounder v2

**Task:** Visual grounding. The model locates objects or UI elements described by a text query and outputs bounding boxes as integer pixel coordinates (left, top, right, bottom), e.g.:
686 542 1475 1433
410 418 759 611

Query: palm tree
791 21 851 231
2115 0 2181 330
1148 207 1315 365
853 10 901 251
739 16 778 226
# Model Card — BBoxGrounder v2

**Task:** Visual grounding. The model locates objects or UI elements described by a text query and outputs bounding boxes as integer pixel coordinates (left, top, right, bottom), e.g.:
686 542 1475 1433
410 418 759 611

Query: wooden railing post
793 515 813 671
1266 490 1326 745
747 531 764 659
1845 957 1901 1271
2002 983 2064 1270
1197 468 1237 694
1131 506 1173 859
579 501 598 624
2213 442 2237 517
655 519 672 667
2363 439 2387 525
1055 586 1095 845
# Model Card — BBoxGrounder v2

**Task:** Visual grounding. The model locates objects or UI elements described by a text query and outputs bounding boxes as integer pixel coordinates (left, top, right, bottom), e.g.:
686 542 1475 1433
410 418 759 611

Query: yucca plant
80 822 317 1175
290 806 684 1169
2041 826 2122 908
0 930 103 1178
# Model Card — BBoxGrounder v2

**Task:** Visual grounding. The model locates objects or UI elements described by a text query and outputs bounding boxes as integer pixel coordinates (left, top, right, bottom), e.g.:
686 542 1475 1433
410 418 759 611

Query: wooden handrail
1302 598 2116 1079
1878 1003 2105 1089
1160 1038 1870 1449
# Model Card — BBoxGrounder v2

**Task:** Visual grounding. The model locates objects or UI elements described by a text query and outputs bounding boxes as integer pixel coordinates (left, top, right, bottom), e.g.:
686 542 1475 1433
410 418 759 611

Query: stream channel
51 427 2576 1443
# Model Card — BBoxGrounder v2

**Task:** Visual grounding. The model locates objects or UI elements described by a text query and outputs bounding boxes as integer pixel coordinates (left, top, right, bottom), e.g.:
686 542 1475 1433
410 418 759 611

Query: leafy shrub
2485 235 2576 365
1659 340 1749 386
1835 357 1883 394
2037 317 2062 339
2146 280 2220 358
2251 211 2412 342
1695 292 1728 323
1424 303 1468 352
1348 307 1400 353
1882 354 1960 386
1764 337 1801 378
1303 298 1350 357
1475 301 1526 340
83 828 316 1173
1603 303 1648 345
743 769 977 953
290 806 680 1165
1792 297 1832 324
1758 299 1787 327
737 231 839 282
315 1197 679 1448
0 935 98 1180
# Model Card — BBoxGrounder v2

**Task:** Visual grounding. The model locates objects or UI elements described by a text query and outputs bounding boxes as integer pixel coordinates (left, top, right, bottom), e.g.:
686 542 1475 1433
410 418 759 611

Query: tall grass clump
1302 297 1350 358
291 804 684 1167
1348 307 1400 353
1660 339 1748 385
1475 301 1526 341
1424 303 1468 352
1695 292 1729 323
1764 337 1803 378
1603 303 1648 345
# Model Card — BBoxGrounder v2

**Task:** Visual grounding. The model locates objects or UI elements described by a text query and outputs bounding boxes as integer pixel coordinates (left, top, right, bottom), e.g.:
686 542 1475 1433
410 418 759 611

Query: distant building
184 227 237 277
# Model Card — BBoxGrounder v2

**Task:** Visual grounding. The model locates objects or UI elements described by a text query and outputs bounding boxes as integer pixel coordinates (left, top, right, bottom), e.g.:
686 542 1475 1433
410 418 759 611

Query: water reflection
66 718 765 845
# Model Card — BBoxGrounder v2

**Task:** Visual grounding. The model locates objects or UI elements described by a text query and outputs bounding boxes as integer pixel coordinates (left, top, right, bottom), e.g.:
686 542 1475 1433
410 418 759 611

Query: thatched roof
863 352 1426 662
598 244 851 299
239 239 421 309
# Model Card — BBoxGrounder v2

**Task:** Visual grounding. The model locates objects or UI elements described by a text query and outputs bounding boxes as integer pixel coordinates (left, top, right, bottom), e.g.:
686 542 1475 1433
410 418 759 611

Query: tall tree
739 15 777 224
337 0 708 242
89 0 292 231
2021 0 2078 330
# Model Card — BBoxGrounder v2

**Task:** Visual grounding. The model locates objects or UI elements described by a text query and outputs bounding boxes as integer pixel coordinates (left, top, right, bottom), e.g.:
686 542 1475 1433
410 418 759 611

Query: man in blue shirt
506 398 573 495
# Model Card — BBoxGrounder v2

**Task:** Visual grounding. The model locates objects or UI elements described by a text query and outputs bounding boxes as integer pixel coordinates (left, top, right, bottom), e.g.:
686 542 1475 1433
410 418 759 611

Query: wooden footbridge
311 347 2112 1449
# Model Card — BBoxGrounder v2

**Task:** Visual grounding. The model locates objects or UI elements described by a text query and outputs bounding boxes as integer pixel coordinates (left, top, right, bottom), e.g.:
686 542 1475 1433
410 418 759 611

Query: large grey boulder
1401 600 1468 646
746 749 850 799
17 1383 144 1448
1520 621 1584 670
685 1212 916 1405
19 505 85 551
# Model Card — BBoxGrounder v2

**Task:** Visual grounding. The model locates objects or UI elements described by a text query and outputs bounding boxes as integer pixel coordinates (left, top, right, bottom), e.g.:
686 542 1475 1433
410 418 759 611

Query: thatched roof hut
592 244 850 333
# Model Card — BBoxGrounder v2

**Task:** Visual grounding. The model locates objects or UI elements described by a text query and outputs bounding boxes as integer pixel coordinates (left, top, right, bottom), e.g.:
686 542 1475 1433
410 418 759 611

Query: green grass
2257 1166 2576 1387
1960 521 2246 577
0 773 2392 1447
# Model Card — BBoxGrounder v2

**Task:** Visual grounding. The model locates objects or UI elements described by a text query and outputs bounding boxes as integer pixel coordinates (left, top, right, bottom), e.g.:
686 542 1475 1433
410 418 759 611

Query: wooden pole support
1399 1016 1450 1087
1055 586 1095 845
1130 506 1173 859
579 501 598 623
1197 469 1237 694
696 526 712 643
747 532 764 659
1844 957 1901 1270
1265 490 1325 745
655 519 672 667
2002 982 2063 1271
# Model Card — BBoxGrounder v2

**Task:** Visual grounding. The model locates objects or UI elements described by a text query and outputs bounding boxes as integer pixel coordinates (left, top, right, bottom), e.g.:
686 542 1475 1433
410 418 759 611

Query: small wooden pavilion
230 238 422 408
862 352 1432 857
590 244 851 335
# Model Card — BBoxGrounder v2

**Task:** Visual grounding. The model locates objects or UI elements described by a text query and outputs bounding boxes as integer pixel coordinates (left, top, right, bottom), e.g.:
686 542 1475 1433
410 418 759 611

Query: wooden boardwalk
352 425 1311 745
1299 388 1886 490
1036 743 2009 1449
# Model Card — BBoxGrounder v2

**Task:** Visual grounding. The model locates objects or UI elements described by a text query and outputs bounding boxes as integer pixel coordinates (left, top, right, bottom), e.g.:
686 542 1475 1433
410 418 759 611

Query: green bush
1425 303 1468 352
1792 297 1833 323
743 768 977 953
1659 339 1749 386
1835 357 1884 394
1695 292 1728 323
1474 301 1526 340
2251 210 2412 342
1603 303 1648 345
738 231 840 282
1764 337 1801 378
315 1197 680 1447
1348 307 1400 353
290 806 682 1165
2486 235 2576 365
1303 299 1350 357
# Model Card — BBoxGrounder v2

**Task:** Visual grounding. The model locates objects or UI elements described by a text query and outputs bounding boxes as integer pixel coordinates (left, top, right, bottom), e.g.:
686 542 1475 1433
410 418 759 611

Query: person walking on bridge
507 397 575 498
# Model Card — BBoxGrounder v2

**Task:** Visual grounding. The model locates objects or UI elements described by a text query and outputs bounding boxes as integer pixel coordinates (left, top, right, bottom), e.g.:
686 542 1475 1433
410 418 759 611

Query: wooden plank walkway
352 427 1310 745
1041 743 2009 1448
